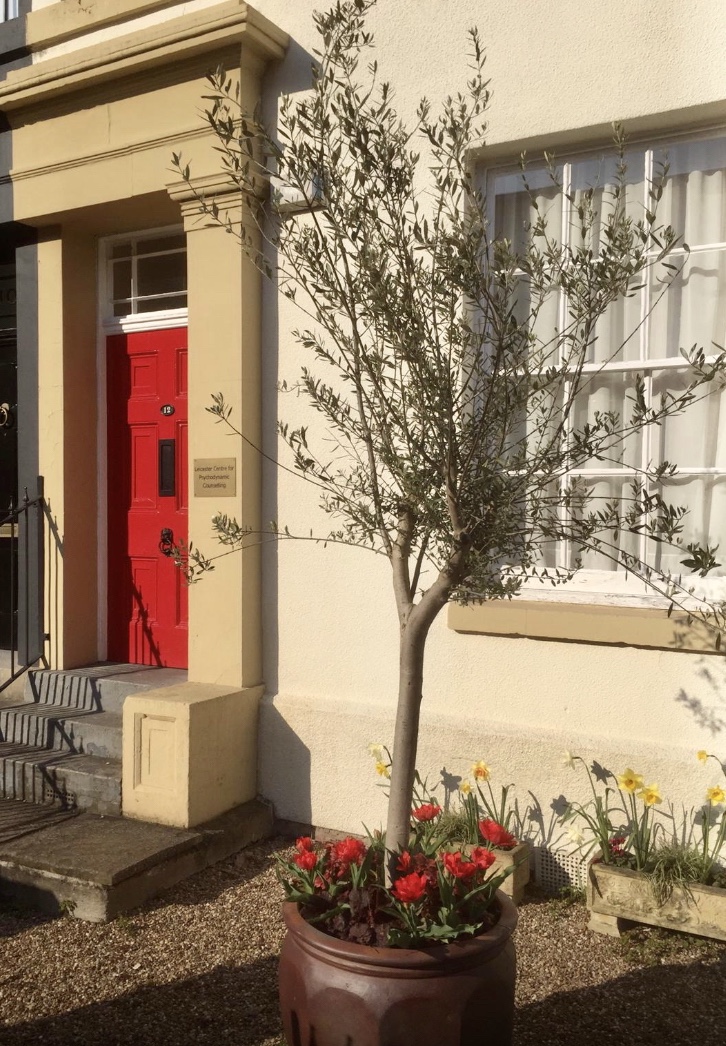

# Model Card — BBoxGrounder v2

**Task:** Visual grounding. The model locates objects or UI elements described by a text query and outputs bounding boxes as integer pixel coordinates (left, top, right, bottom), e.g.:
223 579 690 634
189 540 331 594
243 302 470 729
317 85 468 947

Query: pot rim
282 889 518 972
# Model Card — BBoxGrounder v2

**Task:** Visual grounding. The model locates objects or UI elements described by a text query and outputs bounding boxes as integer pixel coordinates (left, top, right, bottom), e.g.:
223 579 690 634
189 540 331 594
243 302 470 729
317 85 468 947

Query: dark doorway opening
0 245 18 649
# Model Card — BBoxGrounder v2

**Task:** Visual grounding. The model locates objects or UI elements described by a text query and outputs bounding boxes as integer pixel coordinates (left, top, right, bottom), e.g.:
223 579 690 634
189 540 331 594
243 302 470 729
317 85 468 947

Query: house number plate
160 404 175 416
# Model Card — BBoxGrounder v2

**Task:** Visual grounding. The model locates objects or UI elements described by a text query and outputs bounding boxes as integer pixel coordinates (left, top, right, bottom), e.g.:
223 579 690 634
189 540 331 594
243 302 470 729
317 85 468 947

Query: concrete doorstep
0 797 273 921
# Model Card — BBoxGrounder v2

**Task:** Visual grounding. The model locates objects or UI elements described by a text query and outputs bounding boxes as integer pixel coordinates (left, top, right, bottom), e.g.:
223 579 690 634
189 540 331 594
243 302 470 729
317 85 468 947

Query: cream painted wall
245 1 726 840
16 0 726 843
33 1 227 62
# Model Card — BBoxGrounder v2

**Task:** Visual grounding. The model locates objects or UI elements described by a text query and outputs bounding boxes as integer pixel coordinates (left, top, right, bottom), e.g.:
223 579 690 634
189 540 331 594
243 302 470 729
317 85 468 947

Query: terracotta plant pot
278 892 518 1046
587 859 726 941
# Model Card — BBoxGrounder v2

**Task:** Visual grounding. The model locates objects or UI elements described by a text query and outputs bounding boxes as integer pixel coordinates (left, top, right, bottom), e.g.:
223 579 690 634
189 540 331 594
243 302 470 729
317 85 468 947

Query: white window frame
0 1 19 24
486 129 726 610
101 228 188 325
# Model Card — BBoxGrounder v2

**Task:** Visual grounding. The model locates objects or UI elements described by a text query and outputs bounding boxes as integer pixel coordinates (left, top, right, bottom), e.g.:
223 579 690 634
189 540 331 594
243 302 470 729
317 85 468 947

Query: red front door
107 328 188 668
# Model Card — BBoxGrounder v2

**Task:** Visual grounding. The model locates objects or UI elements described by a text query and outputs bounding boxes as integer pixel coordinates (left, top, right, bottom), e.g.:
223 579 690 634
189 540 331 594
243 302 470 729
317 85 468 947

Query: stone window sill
448 600 720 653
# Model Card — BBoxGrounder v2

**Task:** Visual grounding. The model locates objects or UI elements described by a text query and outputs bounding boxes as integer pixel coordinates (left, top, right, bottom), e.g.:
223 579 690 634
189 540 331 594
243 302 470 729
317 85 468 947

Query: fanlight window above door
108 233 187 317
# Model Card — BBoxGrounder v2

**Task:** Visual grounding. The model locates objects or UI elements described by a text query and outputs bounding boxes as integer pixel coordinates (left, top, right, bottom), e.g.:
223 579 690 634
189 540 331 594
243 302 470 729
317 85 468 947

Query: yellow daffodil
375 761 390 779
638 783 662 807
471 761 491 781
562 751 577 770
368 743 384 760
459 780 472 795
617 768 644 794
697 750 710 765
707 785 726 806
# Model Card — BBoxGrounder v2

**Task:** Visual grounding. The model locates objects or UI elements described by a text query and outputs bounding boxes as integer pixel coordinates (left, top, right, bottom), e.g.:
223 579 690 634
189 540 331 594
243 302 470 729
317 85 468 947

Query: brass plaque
193 457 237 497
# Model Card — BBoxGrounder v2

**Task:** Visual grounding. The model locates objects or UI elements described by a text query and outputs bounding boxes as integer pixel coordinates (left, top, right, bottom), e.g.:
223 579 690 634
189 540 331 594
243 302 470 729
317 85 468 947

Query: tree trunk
384 611 435 884
384 549 466 884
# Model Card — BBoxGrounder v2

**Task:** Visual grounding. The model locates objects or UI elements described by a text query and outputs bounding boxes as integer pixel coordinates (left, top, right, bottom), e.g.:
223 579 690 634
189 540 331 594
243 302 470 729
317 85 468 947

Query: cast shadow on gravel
0 904 55 941
516 951 726 1046
0 954 283 1046
4 946 726 1046
140 842 287 913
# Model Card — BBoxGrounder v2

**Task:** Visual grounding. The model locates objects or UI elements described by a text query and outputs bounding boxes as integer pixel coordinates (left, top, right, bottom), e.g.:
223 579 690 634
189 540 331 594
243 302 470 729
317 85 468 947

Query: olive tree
173 0 726 878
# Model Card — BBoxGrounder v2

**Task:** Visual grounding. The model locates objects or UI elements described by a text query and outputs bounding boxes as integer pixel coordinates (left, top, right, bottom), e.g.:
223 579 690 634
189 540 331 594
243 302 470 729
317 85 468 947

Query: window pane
587 288 642 364
649 249 726 359
135 294 187 314
511 277 561 367
492 165 562 254
508 382 564 465
653 369 726 469
571 372 642 468
112 259 132 302
569 476 640 571
137 253 187 298
655 139 726 247
111 242 132 261
570 151 646 255
529 480 560 570
656 476 726 576
139 234 186 255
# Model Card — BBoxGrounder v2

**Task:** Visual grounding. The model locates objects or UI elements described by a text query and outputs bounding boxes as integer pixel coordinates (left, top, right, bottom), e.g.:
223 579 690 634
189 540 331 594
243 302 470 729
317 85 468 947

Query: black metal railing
0 476 46 692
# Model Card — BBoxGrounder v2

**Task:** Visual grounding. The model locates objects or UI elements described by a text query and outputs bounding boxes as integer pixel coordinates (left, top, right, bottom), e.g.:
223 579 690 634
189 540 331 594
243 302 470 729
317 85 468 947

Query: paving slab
0 798 273 921
0 811 202 885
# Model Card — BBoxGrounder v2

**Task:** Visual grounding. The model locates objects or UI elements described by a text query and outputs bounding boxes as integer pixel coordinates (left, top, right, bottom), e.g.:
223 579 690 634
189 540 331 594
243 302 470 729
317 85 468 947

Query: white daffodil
368 743 384 760
562 750 577 770
566 825 585 846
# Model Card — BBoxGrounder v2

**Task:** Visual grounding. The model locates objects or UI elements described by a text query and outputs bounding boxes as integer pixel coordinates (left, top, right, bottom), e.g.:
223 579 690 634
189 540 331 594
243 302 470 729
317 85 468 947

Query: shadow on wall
258 695 312 828
257 35 320 698
676 656 726 737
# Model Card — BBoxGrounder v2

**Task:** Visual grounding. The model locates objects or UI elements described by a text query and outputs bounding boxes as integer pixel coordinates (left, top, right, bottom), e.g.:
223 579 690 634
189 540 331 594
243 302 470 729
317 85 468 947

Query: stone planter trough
587 859 726 941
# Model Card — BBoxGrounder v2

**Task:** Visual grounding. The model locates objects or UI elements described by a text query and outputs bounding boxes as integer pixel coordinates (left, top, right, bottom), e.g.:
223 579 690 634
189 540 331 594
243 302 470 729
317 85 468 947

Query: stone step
0 665 187 819
0 799 274 922
0 742 121 816
0 705 122 759
24 664 187 715
0 797 79 845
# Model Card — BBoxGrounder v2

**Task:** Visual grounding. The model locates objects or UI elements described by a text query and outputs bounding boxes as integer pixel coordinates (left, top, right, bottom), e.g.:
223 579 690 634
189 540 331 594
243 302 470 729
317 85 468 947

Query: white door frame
96 228 188 661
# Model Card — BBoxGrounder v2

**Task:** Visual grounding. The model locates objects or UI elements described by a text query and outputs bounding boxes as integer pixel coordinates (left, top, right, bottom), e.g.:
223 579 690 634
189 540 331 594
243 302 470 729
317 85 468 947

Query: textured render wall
251 0 726 839
23 1 726 837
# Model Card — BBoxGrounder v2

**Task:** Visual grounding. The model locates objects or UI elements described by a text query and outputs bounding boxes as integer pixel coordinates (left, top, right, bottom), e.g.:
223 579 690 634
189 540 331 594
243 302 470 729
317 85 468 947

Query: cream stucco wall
7 0 726 843
244 0 726 842
0 1 283 824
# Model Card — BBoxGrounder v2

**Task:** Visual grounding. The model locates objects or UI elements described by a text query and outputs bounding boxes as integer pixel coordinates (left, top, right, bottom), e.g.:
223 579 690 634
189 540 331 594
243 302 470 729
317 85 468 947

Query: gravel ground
0 837 725 1045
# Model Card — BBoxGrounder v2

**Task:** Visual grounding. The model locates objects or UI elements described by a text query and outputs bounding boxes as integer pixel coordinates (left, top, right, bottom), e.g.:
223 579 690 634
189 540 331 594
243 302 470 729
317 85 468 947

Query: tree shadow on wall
676 656 726 738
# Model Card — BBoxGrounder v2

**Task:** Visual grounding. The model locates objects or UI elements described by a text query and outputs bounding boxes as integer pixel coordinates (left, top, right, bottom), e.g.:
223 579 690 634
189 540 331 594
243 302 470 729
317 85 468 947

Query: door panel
107 327 188 668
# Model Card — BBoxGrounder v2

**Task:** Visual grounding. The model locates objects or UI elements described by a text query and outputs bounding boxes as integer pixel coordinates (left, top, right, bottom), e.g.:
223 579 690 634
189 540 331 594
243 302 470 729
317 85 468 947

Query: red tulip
443 851 478 880
392 871 428 903
478 819 517 849
411 803 442 822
